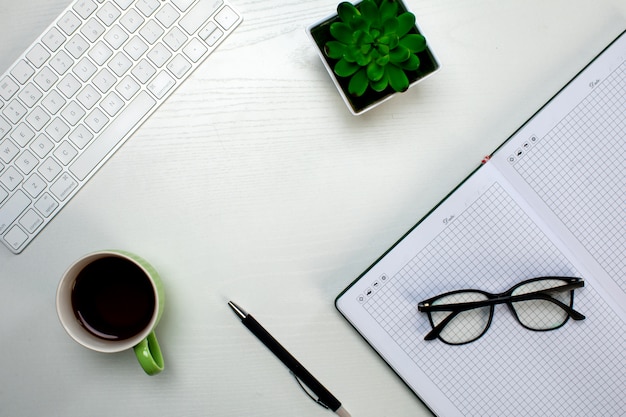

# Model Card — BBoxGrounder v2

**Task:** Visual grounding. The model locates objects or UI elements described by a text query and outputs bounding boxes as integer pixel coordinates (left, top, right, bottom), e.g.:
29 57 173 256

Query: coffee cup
56 250 165 375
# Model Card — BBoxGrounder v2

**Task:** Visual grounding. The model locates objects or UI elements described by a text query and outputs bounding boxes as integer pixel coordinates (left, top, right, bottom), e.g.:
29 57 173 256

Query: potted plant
307 0 440 115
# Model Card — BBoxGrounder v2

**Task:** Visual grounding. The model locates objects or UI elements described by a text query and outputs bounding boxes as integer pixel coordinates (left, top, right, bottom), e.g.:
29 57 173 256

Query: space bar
70 91 156 181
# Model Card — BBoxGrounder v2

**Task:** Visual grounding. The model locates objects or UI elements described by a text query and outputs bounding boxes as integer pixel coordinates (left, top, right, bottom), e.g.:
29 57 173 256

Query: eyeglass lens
430 291 491 344
510 278 571 330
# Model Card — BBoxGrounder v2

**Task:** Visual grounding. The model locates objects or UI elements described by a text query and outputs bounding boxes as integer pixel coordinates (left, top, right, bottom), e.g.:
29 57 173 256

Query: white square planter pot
307 0 441 115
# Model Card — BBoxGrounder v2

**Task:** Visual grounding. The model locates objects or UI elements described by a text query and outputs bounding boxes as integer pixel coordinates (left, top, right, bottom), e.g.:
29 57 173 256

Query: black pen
228 301 351 417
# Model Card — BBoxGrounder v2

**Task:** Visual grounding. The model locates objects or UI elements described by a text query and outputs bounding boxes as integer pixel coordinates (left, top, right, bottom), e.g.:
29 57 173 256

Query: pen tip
228 301 247 319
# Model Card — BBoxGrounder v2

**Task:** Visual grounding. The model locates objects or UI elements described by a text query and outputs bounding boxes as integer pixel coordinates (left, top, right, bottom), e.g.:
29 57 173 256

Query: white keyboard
0 0 242 253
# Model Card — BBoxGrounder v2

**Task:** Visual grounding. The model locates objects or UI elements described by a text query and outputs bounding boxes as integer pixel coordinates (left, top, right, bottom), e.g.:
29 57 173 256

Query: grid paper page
511 61 625 292
362 182 626 416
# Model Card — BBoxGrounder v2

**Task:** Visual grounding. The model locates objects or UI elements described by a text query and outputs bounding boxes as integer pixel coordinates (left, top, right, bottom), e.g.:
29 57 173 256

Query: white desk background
1 0 624 416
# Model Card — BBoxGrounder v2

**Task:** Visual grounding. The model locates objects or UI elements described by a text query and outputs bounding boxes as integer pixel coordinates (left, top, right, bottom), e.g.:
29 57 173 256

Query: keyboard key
0 117 12 139
66 34 90 59
131 59 156 83
82 17 106 42
214 5 239 30
25 44 51 68
0 139 20 163
136 0 160 17
10 60 35 85
0 77 19 100
58 74 81 98
204 26 223 47
61 101 86 126
124 36 149 60
73 57 98 82
3 100 28 124
93 68 117 93
53 141 78 165
108 52 133 76
68 125 93 149
19 209 43 232
97 2 121 26
147 71 175 99
51 172 78 201
25 107 50 131
3 225 28 250
45 118 70 141
70 91 156 180
139 20 164 44
156 4 180 28
18 83 43 108
50 50 74 75
84 108 109 132
38 157 62 181
88 41 114 65
23 173 47 198
73 0 98 19
77 85 102 109
102 92 124 117
167 55 192 79
0 190 30 233
30 134 55 158
34 192 59 217
11 123 35 146
33 66 58 92
183 38 208 63
15 149 38 174
0 166 24 191
164 27 187 51
199 21 218 41
42 27 66 52
147 43 172 68
180 0 224 35
42 90 67 114
120 9 144 33
58 10 82 35
104 24 129 49
116 75 140 100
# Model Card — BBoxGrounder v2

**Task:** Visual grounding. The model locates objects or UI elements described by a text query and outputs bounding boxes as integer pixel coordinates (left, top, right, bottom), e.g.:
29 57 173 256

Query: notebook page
337 168 626 416
492 31 626 306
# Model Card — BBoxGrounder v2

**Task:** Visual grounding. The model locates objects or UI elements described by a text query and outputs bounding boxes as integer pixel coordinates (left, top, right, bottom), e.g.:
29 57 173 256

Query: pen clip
290 371 330 410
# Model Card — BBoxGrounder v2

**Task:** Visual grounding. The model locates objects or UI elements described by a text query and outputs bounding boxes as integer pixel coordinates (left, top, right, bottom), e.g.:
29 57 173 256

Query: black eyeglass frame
417 276 586 345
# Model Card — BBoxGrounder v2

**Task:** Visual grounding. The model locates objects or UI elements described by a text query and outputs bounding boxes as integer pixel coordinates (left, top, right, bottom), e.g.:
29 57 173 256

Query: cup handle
133 331 164 375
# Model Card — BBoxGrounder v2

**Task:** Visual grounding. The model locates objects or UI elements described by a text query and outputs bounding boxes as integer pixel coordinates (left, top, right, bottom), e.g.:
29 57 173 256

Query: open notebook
336 30 625 417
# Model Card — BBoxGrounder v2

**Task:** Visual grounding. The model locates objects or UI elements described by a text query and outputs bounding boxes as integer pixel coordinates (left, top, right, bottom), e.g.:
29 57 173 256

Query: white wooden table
1 0 624 416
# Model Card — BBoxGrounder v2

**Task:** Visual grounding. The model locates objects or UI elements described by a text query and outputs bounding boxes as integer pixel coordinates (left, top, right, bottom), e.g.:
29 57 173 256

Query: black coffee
71 257 155 341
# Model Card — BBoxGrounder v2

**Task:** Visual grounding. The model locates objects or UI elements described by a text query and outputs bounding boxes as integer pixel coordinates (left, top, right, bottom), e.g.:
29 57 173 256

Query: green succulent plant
324 0 427 97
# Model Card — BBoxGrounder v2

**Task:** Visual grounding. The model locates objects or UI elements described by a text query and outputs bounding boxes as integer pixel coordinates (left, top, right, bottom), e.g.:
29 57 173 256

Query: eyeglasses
417 277 585 345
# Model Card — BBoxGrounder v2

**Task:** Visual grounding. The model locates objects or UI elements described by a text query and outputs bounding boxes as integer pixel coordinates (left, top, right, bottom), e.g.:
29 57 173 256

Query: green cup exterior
134 331 164 375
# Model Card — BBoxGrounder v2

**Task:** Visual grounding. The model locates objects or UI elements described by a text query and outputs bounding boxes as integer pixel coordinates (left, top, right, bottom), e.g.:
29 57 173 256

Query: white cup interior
56 251 159 353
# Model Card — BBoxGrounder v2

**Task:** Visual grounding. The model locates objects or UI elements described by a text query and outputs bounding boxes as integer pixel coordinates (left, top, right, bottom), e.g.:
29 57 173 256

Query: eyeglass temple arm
420 291 585 317
418 282 584 314
420 287 585 341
